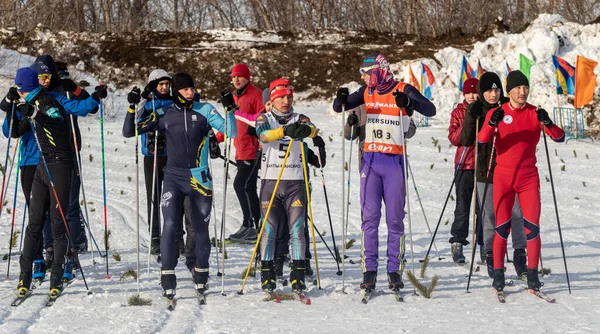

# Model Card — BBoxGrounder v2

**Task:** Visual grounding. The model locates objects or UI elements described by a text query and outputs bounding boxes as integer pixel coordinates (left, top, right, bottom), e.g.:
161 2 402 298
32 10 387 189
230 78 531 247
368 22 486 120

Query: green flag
519 54 535 80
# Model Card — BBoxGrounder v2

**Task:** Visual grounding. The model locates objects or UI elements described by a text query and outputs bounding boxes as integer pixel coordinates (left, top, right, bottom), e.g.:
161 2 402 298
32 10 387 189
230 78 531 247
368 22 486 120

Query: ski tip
275 295 281 303
305 298 312 305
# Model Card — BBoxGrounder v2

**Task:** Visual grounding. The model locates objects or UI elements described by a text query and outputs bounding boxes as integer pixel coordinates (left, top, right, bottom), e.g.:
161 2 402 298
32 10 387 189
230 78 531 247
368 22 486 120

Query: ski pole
301 142 321 289
541 123 571 293
307 215 338 263
5 139 21 279
147 97 159 275
316 154 342 275
208 157 221 276
238 141 294 294
399 114 417 296
99 99 110 279
340 104 347 292
0 104 18 220
407 159 442 260
220 107 234 296
28 119 91 293
19 203 27 253
344 111 356 250
80 210 106 257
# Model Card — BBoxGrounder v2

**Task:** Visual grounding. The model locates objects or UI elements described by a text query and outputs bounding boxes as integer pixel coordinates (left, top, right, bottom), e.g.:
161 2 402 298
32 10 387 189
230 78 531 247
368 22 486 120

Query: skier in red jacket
478 70 564 292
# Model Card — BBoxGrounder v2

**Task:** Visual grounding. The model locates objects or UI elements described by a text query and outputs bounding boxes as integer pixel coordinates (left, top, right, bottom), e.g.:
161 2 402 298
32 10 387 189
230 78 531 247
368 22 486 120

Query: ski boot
274 255 285 281
526 268 542 291
63 259 75 283
305 259 314 279
260 261 276 292
513 249 527 279
33 259 47 283
160 270 177 298
387 272 404 291
451 242 466 264
49 274 65 298
290 260 306 292
486 252 494 278
17 272 32 297
360 271 377 291
192 267 209 293
45 246 54 271
492 268 505 292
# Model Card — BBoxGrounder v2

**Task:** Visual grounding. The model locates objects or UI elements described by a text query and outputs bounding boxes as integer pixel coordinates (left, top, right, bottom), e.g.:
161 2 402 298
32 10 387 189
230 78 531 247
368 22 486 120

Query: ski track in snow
0 104 599 333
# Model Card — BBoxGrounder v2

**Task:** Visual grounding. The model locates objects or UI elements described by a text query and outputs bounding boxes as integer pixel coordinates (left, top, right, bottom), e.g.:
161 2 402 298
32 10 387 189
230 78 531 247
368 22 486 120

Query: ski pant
259 179 306 262
360 152 406 274
274 199 312 260
67 157 85 246
160 166 211 271
182 197 196 269
449 170 481 245
233 159 261 229
20 165 52 261
20 161 72 279
492 167 541 270
478 182 526 254
145 155 167 240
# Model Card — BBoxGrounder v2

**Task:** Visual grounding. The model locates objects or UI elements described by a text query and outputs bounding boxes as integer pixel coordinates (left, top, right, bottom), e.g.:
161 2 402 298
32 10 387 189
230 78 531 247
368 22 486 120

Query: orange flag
408 62 421 92
574 55 598 108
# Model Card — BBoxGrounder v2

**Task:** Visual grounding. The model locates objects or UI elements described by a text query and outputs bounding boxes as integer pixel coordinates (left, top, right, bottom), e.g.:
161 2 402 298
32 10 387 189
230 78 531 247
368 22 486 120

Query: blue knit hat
30 62 51 75
14 67 40 93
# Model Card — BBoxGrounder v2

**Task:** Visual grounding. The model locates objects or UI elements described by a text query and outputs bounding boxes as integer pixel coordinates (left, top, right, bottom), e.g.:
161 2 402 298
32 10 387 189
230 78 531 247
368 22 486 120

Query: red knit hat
269 78 293 102
463 78 478 95
231 63 250 80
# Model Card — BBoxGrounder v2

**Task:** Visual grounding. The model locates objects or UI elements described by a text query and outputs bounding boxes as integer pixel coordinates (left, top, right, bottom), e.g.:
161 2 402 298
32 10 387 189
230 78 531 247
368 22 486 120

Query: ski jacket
128 98 173 156
448 100 475 170
233 82 263 161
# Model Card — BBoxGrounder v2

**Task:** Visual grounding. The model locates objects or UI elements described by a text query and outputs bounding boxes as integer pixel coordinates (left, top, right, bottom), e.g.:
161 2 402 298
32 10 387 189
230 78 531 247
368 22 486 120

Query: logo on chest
503 115 513 124
191 114 197 122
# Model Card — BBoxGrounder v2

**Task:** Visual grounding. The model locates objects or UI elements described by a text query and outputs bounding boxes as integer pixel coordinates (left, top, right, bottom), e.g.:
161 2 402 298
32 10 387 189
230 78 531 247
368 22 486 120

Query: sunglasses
359 64 379 75
270 84 294 94
38 74 52 80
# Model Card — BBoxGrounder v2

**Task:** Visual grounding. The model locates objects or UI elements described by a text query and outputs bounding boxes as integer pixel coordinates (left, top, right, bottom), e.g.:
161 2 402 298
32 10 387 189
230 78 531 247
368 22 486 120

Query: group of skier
3 50 564 305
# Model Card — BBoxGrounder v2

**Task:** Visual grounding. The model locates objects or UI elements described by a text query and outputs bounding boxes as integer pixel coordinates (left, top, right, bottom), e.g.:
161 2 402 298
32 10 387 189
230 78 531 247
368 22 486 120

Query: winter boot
260 261 276 292
63 259 75 283
526 268 542 291
49 274 64 297
290 260 306 292
75 230 88 253
160 270 177 298
33 259 47 282
274 255 284 279
451 242 465 264
45 246 54 271
513 249 527 279
17 272 32 297
150 238 161 255
305 259 314 278
486 252 494 279
192 267 209 293
230 226 257 243
360 271 377 291
492 269 505 291
387 272 404 291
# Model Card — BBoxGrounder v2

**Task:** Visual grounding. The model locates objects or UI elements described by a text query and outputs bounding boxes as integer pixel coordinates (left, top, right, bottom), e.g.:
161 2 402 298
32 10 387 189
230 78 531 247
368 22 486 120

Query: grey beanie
148 69 171 83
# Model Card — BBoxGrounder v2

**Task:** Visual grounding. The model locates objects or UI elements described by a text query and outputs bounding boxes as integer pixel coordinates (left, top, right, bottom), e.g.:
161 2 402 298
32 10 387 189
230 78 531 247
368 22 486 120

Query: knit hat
478 72 503 94
262 88 270 105
231 64 250 80
505 70 529 93
269 78 293 102
30 62 51 76
462 78 478 95
171 72 195 92
148 69 171 83
15 67 41 93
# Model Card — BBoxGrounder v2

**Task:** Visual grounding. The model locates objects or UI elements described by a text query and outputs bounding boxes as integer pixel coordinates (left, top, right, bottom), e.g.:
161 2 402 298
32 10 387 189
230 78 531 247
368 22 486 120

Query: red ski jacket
448 100 475 170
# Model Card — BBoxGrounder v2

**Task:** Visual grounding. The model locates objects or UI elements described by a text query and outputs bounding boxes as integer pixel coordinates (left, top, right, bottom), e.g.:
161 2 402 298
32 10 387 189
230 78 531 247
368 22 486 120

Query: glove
316 144 326 168
6 87 20 102
306 148 320 168
61 79 78 92
141 79 160 99
220 89 235 110
536 108 554 127
469 100 483 118
247 126 257 138
283 121 312 139
209 133 221 159
312 135 325 148
393 90 411 109
336 88 349 105
127 87 141 105
17 102 35 117
488 107 504 127
347 113 359 126
92 84 108 101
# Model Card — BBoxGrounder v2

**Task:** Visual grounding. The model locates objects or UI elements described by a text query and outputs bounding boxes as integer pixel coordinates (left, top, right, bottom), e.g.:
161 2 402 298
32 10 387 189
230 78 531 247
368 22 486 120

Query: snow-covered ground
0 102 598 333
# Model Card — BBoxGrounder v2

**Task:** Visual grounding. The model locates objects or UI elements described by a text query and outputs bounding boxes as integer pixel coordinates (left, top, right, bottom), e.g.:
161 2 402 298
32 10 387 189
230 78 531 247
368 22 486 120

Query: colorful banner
552 55 575 95
408 62 421 92
458 56 476 91
421 62 435 99
574 55 598 108
477 59 486 79
519 54 535 81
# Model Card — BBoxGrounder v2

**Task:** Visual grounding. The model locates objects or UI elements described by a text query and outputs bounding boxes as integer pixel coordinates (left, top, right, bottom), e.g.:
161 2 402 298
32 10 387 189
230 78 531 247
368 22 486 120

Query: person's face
508 85 529 106
232 76 249 90
482 88 501 105
156 80 170 95
272 94 293 112
264 101 272 113
18 91 28 99
38 74 51 89
464 92 477 104
178 87 195 101
361 72 370 85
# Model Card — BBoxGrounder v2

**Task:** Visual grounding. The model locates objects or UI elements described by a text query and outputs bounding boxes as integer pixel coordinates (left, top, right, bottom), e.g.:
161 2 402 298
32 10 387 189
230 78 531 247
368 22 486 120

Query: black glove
6 87 20 102
306 148 320 168
469 100 483 118
393 89 411 109
141 79 159 99
61 79 78 92
312 135 325 148
17 102 35 117
220 89 235 110
247 126 257 138
488 107 504 127
316 144 326 168
92 85 108 101
209 133 221 159
347 113 359 126
127 86 141 105
337 88 349 105
536 108 554 127
283 121 312 139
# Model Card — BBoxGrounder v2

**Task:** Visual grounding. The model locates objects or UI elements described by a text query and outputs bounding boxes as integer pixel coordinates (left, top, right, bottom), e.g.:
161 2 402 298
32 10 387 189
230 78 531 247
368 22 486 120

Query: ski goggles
359 64 379 75
38 73 52 80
